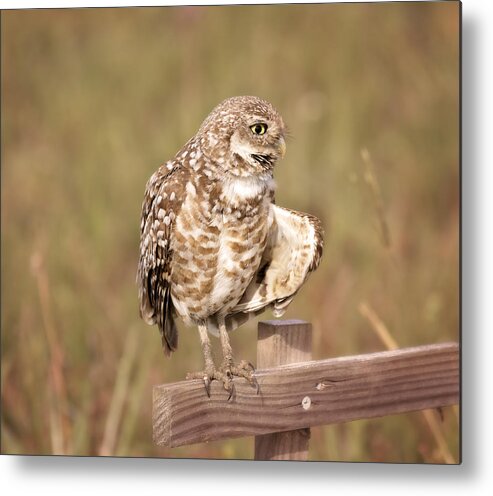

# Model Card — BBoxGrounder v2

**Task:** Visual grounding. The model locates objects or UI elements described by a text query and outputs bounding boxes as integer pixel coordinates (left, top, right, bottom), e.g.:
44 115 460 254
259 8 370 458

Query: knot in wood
301 396 311 410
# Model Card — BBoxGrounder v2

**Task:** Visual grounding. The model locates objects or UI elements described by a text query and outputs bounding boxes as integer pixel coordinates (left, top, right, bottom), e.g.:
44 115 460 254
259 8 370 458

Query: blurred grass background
1 2 459 462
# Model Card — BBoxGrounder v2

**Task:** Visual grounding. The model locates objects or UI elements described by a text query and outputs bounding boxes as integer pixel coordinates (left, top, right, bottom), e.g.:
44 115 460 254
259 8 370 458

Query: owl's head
198 96 286 178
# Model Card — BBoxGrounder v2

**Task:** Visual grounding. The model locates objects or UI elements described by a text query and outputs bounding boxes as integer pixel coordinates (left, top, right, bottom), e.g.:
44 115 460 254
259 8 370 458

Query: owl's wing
137 163 186 355
227 204 323 326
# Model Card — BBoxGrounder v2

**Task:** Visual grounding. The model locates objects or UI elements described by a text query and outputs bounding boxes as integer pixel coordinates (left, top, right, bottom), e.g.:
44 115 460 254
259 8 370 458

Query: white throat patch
222 175 275 203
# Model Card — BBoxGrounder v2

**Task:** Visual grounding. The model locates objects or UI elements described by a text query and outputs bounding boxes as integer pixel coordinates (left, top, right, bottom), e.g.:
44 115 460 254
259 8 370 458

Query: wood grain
153 342 459 448
254 320 312 460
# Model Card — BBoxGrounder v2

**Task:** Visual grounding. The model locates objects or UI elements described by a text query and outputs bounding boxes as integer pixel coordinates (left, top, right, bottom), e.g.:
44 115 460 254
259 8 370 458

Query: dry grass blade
421 409 455 464
115 343 156 456
358 301 398 351
99 325 139 456
47 388 64 455
358 300 457 464
30 251 68 455
360 148 391 249
452 404 460 424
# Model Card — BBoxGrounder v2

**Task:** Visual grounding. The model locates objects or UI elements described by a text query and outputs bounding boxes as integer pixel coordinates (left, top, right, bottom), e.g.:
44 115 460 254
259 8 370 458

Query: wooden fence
152 320 459 460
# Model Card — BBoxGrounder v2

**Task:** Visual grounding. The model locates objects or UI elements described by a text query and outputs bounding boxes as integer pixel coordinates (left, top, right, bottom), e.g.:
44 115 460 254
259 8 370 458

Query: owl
138 96 323 398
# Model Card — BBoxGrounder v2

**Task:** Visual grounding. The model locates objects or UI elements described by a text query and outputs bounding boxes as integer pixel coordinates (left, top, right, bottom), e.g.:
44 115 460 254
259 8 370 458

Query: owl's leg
218 319 259 395
186 323 232 398
197 322 215 374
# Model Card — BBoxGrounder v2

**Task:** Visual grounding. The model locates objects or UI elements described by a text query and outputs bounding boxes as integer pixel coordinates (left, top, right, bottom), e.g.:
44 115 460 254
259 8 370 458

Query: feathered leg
186 323 234 398
218 318 258 395
197 323 215 374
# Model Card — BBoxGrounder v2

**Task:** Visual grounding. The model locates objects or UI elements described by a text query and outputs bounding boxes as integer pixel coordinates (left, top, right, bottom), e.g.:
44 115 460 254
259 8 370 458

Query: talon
248 374 260 394
254 377 260 395
185 370 214 398
227 381 236 402
204 376 211 397
187 358 258 400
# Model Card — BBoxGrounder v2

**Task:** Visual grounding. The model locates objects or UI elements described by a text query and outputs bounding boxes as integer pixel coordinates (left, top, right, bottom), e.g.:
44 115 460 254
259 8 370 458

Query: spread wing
226 204 323 329
137 163 187 355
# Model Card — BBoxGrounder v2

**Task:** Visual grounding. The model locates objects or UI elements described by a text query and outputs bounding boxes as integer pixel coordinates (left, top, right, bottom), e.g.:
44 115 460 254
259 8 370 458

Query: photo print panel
1 1 460 463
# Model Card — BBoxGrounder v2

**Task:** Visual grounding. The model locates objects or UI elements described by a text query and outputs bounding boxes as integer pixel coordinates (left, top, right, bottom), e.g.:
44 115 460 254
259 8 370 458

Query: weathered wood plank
153 342 459 448
254 320 312 460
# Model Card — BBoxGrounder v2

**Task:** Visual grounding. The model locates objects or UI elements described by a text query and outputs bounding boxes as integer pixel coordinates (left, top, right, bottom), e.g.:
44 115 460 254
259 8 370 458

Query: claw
220 360 260 395
187 358 259 400
227 381 236 402
254 377 260 395
221 371 235 401
186 371 213 398
204 376 211 398
248 374 260 395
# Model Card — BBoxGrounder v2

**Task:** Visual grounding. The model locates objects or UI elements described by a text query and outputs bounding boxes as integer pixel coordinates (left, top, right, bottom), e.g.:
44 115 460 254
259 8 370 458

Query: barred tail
156 284 178 356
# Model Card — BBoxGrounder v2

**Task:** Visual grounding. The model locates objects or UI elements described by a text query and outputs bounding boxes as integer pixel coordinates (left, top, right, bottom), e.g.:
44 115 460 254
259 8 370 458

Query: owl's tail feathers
157 286 178 356
139 274 178 356
159 311 178 356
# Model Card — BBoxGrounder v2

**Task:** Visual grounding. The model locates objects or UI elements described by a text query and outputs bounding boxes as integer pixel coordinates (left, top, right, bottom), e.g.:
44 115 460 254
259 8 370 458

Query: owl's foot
186 368 235 400
220 360 260 395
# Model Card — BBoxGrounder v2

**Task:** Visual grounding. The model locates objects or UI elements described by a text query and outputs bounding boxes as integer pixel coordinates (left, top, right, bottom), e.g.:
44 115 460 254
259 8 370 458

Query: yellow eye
250 123 268 135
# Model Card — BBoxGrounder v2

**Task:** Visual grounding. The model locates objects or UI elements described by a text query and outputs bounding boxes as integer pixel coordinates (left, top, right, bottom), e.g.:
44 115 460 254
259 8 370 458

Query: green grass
1 3 459 461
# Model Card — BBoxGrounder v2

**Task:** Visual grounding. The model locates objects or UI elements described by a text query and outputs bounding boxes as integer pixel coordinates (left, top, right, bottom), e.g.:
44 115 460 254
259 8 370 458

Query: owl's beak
278 136 286 159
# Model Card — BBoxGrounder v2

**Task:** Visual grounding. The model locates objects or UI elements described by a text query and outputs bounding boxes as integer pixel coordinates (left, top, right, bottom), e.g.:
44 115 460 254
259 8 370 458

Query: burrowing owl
138 96 323 397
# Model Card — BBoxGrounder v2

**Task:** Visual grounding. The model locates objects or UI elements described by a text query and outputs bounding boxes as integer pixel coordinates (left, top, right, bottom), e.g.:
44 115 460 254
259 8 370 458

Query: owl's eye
250 123 268 135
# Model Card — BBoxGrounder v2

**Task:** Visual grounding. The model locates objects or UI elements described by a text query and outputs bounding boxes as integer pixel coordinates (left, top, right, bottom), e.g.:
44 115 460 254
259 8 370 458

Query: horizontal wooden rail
153 342 459 448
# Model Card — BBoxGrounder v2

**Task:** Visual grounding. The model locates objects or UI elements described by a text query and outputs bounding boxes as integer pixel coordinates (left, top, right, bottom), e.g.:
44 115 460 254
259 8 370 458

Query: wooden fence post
254 320 312 461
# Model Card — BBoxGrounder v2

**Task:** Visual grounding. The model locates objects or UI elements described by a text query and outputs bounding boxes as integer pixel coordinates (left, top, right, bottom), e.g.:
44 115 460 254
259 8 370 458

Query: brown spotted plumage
137 96 323 397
